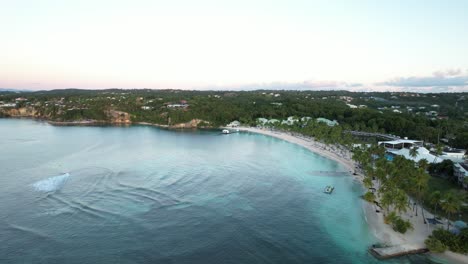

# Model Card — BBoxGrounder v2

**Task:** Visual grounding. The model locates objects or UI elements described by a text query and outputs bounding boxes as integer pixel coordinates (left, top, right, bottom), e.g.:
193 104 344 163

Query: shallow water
0 119 439 263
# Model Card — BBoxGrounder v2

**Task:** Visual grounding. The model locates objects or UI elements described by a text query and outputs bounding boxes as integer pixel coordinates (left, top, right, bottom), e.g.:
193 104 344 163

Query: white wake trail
32 173 70 192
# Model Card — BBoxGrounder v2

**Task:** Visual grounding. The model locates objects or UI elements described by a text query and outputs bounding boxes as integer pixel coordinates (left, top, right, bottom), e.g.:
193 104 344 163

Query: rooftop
379 139 423 145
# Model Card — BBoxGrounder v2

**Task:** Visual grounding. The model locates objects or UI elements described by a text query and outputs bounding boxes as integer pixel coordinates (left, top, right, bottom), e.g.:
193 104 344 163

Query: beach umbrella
454 220 467 229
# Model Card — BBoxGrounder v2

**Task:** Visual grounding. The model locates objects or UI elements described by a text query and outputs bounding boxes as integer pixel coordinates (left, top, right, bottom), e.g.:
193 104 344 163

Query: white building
281 116 298 126
316 118 339 126
378 139 443 163
454 163 468 189
267 119 280 125
0 103 17 107
440 148 466 162
256 118 268 126
227 120 240 127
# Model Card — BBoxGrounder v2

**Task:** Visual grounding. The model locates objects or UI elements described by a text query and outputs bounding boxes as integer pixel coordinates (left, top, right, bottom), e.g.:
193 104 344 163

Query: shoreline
233 126 468 263
233 127 356 173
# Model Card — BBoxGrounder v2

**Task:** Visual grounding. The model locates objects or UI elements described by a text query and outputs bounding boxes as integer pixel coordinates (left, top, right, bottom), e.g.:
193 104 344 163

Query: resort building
440 148 466 162
281 116 299 126
454 162 468 190
226 120 240 127
379 139 423 149
267 119 280 125
316 118 339 126
256 118 268 126
378 139 442 163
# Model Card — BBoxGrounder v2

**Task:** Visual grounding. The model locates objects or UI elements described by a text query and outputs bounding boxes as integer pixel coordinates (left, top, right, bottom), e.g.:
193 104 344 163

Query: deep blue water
0 119 440 263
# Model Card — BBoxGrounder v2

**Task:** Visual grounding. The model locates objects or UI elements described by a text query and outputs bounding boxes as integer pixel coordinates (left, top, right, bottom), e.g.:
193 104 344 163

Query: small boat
222 129 230 134
324 185 334 194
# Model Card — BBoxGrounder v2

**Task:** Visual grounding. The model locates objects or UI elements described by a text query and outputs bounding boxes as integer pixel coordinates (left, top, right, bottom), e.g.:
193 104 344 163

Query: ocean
0 119 439 263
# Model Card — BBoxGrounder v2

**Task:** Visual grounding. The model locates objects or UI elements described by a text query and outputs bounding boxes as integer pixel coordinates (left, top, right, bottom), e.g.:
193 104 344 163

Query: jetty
369 244 428 259
308 171 349 177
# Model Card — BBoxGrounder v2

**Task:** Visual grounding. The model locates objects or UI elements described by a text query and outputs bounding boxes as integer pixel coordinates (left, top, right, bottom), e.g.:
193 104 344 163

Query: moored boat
324 185 334 194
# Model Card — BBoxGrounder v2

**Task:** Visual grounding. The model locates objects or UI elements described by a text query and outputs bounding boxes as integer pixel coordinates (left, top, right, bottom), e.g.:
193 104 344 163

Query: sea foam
32 173 70 192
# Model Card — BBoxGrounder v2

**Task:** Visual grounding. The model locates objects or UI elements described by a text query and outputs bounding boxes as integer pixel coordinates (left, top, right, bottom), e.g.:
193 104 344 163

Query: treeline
1 89 467 148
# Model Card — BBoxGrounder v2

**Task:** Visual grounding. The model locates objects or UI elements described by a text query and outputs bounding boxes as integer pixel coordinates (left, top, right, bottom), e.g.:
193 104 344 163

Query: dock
369 244 428 259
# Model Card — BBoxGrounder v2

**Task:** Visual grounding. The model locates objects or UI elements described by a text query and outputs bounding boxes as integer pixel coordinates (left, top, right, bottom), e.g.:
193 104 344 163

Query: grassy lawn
423 176 468 222
427 177 460 194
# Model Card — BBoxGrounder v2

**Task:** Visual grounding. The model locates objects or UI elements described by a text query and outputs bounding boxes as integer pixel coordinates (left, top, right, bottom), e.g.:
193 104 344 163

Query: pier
369 244 428 259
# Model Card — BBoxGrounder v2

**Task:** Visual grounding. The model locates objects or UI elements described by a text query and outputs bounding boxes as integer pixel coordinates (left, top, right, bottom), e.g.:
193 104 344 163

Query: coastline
233 126 468 263
233 126 356 173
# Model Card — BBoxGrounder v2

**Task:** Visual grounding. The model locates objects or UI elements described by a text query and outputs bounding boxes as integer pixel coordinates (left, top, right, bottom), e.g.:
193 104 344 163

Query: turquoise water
0 119 436 263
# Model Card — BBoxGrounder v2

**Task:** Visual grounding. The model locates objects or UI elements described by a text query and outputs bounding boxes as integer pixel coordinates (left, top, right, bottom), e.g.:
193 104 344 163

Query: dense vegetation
426 228 468 253
1 89 467 148
354 145 467 251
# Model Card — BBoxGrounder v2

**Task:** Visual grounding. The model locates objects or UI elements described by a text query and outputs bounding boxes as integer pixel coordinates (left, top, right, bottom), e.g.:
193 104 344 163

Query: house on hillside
167 103 189 108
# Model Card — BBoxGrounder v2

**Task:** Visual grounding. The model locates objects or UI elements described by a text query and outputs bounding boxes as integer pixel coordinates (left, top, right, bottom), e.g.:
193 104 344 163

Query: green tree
393 188 410 215
441 191 462 230
425 237 447 253
409 146 419 159
429 191 442 217
417 158 429 171
363 191 376 202
434 144 444 163
412 168 429 218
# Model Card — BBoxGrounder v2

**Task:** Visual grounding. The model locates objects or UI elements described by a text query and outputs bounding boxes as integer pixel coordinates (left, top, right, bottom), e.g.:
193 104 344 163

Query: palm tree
409 146 419 160
394 188 410 215
429 191 442 217
418 159 429 171
363 176 373 189
433 144 443 163
381 189 394 215
441 191 462 230
413 168 429 217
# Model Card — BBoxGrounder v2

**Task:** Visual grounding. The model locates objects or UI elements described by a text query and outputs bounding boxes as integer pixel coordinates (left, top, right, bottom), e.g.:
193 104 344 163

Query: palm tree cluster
432 190 463 230
354 145 465 232
353 145 430 226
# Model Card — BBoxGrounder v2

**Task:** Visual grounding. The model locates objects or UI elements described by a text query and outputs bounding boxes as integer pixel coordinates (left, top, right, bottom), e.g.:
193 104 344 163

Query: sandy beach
234 126 468 263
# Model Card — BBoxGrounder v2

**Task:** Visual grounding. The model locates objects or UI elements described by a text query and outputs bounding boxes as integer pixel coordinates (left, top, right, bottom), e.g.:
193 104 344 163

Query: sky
1 0 468 92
